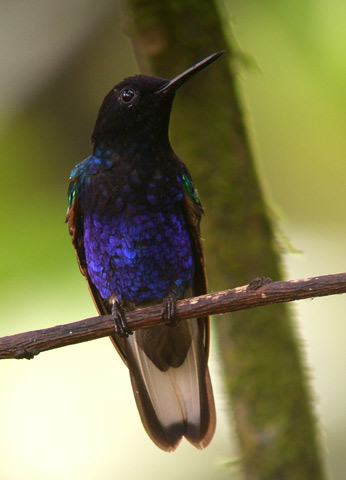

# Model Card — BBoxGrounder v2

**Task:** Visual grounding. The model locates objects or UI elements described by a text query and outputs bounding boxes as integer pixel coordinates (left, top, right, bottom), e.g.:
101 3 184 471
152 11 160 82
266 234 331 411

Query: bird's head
91 51 224 152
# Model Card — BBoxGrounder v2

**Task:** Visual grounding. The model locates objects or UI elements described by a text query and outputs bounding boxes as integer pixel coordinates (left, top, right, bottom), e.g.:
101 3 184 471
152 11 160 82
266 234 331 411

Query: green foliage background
0 1 345 479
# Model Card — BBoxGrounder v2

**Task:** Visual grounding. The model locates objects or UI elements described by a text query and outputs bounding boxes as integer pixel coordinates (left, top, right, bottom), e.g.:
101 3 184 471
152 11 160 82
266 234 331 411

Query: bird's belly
83 209 194 303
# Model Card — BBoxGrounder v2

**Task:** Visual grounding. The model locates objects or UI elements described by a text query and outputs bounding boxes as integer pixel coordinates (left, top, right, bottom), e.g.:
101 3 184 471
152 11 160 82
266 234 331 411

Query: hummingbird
66 51 223 451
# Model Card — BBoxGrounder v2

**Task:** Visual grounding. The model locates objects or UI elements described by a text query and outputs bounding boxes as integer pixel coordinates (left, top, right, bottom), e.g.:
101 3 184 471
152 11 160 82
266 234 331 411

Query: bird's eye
120 88 136 104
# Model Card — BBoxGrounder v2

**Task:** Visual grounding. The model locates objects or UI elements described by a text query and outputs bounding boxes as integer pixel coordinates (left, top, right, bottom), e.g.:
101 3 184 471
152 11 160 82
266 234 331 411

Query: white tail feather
126 319 202 430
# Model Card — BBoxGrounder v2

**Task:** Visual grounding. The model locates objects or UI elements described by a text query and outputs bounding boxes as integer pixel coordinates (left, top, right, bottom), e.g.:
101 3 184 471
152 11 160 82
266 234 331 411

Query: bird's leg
161 291 178 326
109 295 133 338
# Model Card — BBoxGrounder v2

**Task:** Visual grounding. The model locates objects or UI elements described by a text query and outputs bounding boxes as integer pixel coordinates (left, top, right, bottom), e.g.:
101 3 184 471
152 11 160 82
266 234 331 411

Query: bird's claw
111 300 132 338
161 292 177 326
248 276 273 291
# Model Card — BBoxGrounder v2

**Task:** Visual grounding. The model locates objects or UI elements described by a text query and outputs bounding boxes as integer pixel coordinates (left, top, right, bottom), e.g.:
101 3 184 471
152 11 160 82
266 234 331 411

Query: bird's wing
66 176 127 363
180 162 216 446
180 163 210 357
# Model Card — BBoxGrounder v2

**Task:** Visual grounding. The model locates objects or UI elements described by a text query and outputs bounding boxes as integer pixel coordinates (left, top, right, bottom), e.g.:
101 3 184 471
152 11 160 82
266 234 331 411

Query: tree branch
1 272 345 360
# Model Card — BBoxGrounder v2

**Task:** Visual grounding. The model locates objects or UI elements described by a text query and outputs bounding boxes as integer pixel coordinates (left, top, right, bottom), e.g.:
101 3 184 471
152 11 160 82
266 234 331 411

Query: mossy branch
1 272 344 360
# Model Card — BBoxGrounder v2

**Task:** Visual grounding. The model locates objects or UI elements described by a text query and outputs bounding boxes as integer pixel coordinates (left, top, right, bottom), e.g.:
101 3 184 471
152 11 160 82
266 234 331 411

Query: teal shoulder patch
182 172 201 206
67 182 77 208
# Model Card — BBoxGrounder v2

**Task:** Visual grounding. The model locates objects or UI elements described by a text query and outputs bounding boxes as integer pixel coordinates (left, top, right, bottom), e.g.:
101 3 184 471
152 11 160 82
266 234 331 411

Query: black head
91 51 224 151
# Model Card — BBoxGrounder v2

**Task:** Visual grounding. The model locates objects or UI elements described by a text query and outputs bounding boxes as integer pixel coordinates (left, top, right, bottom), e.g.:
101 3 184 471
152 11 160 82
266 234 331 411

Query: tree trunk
126 1 326 478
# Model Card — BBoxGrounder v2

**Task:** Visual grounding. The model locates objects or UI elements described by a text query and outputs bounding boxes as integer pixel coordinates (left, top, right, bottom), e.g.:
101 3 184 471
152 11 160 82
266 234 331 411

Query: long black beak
156 51 225 94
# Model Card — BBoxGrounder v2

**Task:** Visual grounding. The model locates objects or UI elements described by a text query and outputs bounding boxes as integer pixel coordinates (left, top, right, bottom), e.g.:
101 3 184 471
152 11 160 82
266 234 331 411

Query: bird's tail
125 318 216 452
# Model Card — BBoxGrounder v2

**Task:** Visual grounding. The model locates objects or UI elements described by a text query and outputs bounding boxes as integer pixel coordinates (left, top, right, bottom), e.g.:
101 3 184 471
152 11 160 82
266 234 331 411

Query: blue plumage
84 209 193 301
69 150 194 303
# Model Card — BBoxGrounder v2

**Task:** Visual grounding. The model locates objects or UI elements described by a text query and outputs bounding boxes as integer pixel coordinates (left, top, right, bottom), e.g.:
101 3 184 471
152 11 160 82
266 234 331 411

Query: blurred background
0 1 345 479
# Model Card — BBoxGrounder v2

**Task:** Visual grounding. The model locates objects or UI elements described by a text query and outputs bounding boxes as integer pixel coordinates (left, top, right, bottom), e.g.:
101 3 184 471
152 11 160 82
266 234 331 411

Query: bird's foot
161 292 177 326
110 297 132 338
247 276 273 291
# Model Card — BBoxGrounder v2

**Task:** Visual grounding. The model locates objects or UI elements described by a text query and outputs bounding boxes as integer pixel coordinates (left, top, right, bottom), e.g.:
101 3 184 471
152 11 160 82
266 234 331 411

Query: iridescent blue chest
70 152 195 304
